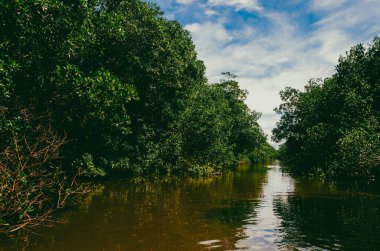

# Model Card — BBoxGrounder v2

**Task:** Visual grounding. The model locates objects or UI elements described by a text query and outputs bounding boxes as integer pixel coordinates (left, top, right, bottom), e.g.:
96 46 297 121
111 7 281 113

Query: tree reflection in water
2 163 380 251
273 177 380 250
0 166 267 251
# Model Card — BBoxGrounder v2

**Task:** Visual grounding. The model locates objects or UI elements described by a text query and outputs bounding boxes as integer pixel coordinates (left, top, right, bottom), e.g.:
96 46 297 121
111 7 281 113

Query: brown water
1 162 380 250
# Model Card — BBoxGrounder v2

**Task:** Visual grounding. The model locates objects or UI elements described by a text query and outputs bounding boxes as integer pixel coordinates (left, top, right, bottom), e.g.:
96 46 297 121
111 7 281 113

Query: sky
148 0 380 146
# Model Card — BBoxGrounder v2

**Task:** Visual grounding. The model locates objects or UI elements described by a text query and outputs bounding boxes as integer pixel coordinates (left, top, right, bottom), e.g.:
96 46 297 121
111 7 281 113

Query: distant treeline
274 38 380 181
0 0 275 231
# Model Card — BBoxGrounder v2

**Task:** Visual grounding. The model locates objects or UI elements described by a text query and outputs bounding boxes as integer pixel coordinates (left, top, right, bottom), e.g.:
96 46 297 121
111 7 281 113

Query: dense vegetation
0 0 274 232
273 38 380 181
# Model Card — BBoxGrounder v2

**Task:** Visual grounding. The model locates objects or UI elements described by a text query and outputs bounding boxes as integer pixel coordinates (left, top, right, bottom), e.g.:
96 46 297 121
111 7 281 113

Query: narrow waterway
1 162 380 250
235 164 295 250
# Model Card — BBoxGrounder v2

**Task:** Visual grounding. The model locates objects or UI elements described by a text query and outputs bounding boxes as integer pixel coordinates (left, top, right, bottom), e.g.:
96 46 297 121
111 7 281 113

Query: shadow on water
236 163 380 250
205 167 267 227
0 165 268 251
2 162 380 250
273 177 380 250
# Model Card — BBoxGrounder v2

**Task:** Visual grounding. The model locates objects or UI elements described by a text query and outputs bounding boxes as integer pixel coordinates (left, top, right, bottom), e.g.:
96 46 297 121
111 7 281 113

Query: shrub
0 108 86 233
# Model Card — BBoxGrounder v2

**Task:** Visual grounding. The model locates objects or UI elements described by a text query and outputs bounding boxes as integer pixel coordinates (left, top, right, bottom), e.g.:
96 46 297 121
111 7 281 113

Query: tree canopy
273 38 380 180
0 0 277 233
1 0 275 231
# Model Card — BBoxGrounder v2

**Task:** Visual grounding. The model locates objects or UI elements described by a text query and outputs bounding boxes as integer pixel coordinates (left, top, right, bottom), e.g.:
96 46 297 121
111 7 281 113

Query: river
1 161 380 250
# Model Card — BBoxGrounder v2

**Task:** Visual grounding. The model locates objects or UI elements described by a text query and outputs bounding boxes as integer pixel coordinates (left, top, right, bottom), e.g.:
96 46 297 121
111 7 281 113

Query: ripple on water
198 239 224 250
2 163 380 251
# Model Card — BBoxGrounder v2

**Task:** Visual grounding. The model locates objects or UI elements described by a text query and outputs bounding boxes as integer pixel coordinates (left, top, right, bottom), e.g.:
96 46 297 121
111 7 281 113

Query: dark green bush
0 108 85 233
0 0 275 232
274 38 380 180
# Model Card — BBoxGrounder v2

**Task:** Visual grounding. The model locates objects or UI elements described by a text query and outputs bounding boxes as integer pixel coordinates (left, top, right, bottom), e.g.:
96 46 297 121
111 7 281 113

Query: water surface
1 162 380 250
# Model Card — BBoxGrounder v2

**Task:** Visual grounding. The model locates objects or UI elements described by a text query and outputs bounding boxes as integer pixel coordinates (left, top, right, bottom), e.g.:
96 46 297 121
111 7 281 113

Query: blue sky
148 0 380 146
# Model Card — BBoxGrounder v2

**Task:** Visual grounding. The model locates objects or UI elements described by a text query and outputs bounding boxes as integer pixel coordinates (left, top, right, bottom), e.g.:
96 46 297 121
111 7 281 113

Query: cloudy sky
149 0 380 146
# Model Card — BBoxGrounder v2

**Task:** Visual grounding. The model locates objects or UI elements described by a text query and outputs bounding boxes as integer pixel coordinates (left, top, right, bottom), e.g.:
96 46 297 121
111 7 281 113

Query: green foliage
1 0 273 177
329 123 380 179
74 153 106 178
0 0 274 231
182 78 275 171
0 108 85 233
273 38 380 180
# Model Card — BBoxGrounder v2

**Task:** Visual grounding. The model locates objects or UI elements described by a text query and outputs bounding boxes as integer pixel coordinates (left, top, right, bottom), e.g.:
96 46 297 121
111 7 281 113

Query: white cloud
184 1 380 146
152 0 380 146
208 0 262 11
311 0 346 10
205 9 219 16
185 20 233 51
176 0 194 4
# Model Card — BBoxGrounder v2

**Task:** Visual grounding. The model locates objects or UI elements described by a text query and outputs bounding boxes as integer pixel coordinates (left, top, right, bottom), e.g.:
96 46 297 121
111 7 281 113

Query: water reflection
237 163 380 250
273 177 380 250
2 163 380 250
0 166 267 251
235 163 295 250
